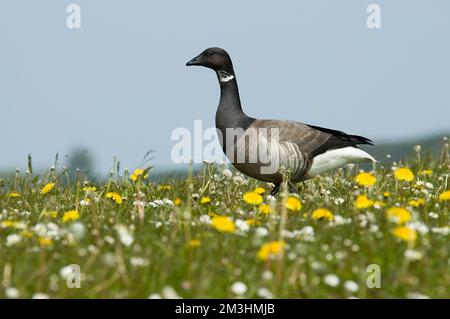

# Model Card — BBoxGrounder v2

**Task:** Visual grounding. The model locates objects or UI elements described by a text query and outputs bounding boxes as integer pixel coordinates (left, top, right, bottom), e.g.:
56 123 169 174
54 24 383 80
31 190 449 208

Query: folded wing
252 119 374 159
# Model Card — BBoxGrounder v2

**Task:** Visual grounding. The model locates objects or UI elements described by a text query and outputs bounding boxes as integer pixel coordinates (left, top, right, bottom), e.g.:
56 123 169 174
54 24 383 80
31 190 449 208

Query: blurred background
1 0 449 178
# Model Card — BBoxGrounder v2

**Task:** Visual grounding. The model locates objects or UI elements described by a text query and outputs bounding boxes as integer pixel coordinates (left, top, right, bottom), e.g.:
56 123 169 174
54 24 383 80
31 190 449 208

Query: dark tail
306 124 374 146
350 134 374 146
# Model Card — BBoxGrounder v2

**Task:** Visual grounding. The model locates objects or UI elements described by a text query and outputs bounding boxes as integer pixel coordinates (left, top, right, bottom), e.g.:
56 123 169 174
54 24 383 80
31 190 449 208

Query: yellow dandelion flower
130 168 148 181
200 196 211 204
420 169 433 176
383 191 391 197
312 208 334 221
394 167 415 182
188 239 201 248
386 207 411 224
258 204 272 215
409 199 425 207
174 198 182 206
257 241 285 261
41 182 55 194
355 172 376 187
38 237 53 246
438 190 450 201
106 192 123 204
392 226 417 242
355 195 374 209
62 210 80 223
8 191 21 198
246 218 259 226
253 187 266 194
211 216 235 233
1 220 15 228
284 196 302 212
243 192 263 205
82 186 97 192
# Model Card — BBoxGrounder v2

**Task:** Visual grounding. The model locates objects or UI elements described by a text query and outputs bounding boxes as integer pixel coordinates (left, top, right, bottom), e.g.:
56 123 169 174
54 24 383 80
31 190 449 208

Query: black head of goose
186 48 255 133
187 47 376 194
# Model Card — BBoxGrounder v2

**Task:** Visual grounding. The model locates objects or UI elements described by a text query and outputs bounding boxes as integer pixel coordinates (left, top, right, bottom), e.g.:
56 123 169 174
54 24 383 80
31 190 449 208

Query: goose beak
186 55 201 66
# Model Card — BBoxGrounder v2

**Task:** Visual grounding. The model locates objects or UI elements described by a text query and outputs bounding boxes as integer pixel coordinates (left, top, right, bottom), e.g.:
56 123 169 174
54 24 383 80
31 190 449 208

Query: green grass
0 152 449 299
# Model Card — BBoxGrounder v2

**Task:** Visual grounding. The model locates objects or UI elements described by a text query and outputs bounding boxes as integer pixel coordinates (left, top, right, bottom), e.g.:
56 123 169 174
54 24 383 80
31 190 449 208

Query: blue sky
1 0 449 173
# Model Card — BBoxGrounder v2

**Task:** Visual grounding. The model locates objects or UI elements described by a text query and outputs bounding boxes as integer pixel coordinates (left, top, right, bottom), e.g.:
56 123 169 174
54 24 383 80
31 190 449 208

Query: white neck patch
217 70 234 83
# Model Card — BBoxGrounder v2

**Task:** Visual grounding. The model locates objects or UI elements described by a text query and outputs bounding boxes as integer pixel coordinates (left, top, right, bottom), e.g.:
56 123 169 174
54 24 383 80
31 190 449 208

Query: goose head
186 47 233 72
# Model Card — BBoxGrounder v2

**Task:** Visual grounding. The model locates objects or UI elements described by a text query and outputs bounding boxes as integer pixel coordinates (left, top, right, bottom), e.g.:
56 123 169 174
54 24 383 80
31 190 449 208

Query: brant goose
186 47 376 194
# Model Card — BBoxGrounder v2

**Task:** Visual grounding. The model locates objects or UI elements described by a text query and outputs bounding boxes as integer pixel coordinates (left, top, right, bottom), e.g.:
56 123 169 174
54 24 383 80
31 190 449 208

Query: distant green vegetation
365 132 449 162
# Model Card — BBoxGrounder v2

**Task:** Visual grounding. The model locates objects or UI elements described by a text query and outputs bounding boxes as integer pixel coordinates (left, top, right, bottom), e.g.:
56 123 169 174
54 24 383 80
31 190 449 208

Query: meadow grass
0 148 449 299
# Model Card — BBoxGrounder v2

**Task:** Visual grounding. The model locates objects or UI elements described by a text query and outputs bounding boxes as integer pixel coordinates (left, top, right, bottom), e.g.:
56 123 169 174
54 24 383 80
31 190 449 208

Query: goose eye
206 51 214 56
